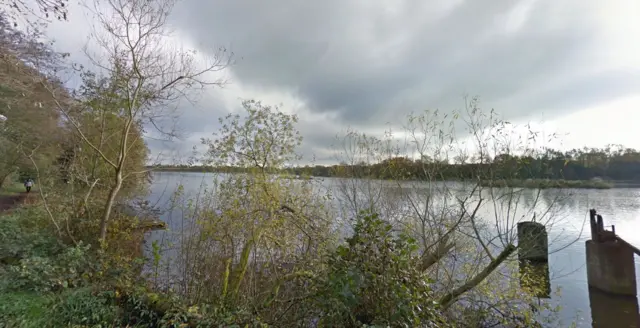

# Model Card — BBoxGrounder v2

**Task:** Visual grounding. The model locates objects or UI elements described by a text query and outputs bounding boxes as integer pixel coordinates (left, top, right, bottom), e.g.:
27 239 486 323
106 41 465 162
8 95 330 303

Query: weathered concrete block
586 240 637 296
517 221 548 261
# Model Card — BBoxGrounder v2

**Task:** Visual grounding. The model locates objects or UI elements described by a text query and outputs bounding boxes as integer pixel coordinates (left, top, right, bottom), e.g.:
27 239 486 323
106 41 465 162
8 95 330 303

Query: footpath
0 192 36 213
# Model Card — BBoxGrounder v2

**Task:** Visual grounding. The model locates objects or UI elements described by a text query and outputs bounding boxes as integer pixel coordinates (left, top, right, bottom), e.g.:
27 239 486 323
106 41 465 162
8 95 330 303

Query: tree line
152 145 640 182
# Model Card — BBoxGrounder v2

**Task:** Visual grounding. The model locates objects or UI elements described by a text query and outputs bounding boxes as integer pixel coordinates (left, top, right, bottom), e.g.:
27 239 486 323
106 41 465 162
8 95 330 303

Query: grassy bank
479 178 613 189
0 182 26 196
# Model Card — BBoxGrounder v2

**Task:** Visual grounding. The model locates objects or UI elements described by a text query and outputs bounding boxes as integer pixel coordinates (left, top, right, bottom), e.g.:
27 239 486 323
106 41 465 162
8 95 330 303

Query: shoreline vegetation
151 166 617 189
3 1 640 325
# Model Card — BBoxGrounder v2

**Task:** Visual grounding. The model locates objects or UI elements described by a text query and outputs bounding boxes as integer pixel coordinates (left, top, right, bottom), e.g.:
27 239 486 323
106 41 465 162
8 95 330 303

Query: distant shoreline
147 168 638 189
479 179 613 189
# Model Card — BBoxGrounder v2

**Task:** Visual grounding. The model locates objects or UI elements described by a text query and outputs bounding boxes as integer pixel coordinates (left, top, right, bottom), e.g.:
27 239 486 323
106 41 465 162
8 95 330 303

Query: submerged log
136 219 167 231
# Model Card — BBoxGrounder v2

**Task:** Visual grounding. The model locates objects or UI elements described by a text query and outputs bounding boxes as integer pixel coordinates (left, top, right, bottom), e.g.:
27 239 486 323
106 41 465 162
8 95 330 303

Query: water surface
145 172 640 327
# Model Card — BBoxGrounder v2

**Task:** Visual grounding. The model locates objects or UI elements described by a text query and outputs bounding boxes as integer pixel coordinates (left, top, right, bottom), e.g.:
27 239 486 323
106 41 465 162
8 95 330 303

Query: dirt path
0 192 36 213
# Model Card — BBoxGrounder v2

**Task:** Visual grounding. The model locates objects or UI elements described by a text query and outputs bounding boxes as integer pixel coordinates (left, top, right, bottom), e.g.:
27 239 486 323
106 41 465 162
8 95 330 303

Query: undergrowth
2 202 454 327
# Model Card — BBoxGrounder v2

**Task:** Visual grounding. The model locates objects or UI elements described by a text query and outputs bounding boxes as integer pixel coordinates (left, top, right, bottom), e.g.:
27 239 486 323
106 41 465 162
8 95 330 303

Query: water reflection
589 287 639 328
519 260 551 299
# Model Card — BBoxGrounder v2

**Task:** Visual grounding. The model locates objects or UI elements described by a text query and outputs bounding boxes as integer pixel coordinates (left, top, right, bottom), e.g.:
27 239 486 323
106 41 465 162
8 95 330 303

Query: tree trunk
99 168 123 242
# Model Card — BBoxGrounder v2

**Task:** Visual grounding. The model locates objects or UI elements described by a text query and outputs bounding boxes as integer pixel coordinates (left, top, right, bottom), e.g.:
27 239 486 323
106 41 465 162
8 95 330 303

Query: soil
0 192 36 213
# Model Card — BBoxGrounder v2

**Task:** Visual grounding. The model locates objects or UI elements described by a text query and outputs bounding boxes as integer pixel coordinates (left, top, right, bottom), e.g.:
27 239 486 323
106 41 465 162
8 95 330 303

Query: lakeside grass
480 179 613 189
0 181 41 197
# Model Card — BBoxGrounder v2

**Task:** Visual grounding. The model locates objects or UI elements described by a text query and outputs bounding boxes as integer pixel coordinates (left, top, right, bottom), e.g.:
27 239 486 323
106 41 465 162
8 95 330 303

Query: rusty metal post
590 209 598 241
597 214 604 241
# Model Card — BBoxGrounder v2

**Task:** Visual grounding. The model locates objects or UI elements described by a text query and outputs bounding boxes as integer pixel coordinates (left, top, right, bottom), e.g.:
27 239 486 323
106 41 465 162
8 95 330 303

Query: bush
0 288 120 328
0 291 53 328
0 210 63 265
3 243 95 292
311 211 449 327
50 288 120 327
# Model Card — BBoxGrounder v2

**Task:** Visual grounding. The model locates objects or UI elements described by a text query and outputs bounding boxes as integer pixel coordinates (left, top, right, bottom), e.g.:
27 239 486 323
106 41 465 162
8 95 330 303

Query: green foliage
0 209 63 264
0 291 53 328
51 288 119 327
3 243 94 293
203 99 302 171
312 211 448 327
0 289 118 328
0 181 25 196
0 17 65 188
191 305 270 327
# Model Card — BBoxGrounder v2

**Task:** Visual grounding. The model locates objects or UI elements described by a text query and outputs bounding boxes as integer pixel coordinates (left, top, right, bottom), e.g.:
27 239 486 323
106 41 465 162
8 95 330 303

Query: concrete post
517 221 548 262
586 240 637 296
517 222 550 298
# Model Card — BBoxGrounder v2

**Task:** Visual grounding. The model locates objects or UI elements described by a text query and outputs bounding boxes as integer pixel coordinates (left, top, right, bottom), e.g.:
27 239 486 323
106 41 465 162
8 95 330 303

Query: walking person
24 178 33 193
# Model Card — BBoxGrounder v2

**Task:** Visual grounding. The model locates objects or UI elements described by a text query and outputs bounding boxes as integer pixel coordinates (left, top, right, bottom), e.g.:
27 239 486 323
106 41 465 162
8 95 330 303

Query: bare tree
332 98 573 326
1 0 70 27
43 0 233 243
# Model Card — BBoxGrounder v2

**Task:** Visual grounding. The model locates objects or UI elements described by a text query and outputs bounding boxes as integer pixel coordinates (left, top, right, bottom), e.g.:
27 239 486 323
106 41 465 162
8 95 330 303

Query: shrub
0 291 53 328
50 288 120 327
311 211 449 327
3 243 95 292
0 210 63 264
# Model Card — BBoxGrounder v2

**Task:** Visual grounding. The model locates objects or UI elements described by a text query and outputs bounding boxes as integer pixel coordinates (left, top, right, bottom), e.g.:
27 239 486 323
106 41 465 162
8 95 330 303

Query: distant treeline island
150 147 640 189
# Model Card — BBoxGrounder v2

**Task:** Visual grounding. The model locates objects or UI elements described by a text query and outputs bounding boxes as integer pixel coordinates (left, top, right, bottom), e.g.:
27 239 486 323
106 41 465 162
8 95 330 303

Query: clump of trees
288 145 640 183
0 13 66 188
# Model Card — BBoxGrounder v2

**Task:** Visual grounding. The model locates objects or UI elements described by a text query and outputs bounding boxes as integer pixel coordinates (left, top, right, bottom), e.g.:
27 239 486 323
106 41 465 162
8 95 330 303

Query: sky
38 0 640 165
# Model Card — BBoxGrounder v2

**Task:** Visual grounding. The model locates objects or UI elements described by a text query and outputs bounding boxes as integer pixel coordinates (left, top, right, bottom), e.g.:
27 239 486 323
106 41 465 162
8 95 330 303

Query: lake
145 171 640 327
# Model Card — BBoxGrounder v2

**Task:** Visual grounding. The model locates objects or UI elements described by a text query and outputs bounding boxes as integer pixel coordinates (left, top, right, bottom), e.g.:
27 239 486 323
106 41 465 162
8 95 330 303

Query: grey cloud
43 0 640 163
172 93 229 133
170 0 628 130
509 68 640 118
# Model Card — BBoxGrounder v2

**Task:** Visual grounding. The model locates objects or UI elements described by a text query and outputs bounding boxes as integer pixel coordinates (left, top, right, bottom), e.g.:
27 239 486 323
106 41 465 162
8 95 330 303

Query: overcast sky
42 0 640 164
